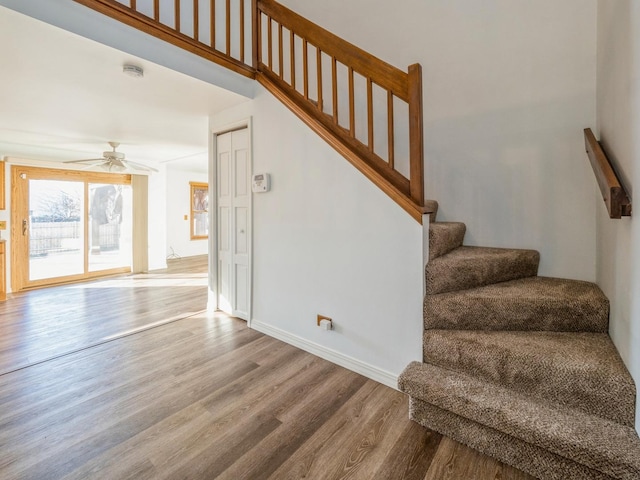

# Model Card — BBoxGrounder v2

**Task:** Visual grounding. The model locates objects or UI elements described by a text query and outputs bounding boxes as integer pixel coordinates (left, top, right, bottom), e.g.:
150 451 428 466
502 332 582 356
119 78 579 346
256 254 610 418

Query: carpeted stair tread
424 276 609 332
399 361 640 479
408 397 615 480
429 222 466 260
426 246 540 295
422 330 635 426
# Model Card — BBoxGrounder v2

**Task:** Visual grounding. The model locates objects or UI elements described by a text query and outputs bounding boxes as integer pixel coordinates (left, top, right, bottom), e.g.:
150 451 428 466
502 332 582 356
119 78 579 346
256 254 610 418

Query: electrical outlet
317 315 333 331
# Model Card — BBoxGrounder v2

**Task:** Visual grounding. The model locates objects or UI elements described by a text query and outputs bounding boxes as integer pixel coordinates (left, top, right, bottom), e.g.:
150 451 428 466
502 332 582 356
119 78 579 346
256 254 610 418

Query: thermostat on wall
252 173 270 193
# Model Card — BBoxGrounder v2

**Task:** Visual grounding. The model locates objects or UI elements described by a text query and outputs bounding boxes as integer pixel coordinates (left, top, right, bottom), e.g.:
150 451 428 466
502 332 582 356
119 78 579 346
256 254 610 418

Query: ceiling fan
64 142 158 172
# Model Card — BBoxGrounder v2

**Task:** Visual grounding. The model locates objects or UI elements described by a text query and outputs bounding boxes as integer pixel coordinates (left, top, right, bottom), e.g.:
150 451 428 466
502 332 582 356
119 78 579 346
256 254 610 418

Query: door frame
10 164 132 292
209 117 253 325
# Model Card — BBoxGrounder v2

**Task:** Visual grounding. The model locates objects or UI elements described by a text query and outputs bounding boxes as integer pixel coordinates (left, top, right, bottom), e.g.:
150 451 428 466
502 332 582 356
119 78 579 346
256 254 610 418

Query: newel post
408 63 424 206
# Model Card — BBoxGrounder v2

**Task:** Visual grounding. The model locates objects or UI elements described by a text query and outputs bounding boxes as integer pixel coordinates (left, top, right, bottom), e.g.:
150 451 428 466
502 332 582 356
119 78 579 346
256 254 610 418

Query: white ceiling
0 6 249 173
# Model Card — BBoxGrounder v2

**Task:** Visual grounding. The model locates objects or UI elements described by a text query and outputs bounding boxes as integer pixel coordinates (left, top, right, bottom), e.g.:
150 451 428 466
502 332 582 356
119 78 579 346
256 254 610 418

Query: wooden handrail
71 0 432 222
256 0 409 100
584 128 631 219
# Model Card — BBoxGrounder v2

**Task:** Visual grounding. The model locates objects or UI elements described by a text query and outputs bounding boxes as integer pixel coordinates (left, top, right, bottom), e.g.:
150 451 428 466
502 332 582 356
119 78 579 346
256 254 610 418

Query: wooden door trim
11 165 132 292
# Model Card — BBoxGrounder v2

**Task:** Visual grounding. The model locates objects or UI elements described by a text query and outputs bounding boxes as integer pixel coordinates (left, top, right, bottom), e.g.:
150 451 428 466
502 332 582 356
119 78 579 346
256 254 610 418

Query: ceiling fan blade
78 162 108 171
123 160 159 173
63 158 105 164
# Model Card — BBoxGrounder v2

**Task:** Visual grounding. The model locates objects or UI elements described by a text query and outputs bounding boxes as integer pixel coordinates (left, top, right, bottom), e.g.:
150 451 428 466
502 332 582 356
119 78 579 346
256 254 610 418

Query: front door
217 128 250 320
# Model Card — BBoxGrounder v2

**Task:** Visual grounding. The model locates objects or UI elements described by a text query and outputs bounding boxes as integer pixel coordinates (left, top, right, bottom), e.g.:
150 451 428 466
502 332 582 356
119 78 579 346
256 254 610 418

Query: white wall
211 87 424 385
147 168 168 270
0 0 254 100
280 0 598 282
165 165 208 258
596 0 640 432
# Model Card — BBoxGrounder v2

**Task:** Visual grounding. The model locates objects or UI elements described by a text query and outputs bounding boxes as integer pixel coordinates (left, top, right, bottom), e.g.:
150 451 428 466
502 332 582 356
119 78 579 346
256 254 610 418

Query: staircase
399 207 640 480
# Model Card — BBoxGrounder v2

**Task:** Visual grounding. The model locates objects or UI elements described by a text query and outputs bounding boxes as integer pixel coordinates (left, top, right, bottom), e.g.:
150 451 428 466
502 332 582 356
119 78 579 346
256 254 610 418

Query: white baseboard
250 319 399 390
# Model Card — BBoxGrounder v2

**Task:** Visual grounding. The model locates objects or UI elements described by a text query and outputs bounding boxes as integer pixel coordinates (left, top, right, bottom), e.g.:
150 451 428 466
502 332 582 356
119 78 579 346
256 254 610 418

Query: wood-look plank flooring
0 255 208 375
0 295 536 479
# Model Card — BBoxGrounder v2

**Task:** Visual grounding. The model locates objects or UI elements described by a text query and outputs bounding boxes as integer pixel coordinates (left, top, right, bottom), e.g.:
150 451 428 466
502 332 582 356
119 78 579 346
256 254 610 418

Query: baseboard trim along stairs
399 206 640 480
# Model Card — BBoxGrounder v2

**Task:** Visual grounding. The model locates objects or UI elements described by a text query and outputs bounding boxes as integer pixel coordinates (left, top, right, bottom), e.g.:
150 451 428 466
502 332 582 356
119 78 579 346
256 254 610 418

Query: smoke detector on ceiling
123 64 144 78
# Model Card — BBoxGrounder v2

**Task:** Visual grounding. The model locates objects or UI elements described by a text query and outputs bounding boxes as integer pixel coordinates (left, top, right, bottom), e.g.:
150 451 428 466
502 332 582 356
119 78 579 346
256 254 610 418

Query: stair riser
422 332 636 427
426 247 540 295
429 222 466 260
424 288 609 333
409 398 613 480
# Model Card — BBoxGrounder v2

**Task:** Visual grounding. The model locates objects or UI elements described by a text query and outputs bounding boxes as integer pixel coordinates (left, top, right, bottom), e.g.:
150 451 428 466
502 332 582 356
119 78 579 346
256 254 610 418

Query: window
190 182 208 240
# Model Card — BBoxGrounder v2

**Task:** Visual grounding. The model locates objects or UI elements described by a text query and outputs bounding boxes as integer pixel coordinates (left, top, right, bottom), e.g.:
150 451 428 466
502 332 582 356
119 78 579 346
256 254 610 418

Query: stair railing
254 0 426 221
72 0 430 222
584 128 632 219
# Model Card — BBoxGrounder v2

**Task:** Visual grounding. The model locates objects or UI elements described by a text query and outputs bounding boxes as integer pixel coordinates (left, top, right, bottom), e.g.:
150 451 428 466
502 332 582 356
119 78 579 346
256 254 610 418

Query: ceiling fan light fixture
123 64 144 79
63 142 158 173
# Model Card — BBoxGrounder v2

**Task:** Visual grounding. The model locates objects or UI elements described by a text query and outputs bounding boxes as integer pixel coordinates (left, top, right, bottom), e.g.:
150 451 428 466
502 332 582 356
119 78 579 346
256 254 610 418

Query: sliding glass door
28 179 85 281
11 166 132 291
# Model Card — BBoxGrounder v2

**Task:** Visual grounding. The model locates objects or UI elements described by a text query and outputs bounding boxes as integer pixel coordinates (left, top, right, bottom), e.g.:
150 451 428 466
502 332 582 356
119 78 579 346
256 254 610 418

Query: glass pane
193 211 209 237
29 180 84 281
88 184 132 272
191 184 209 238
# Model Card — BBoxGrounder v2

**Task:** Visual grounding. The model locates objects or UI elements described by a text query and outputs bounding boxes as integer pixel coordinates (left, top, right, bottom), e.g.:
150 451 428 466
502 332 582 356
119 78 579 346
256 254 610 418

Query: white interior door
217 128 251 320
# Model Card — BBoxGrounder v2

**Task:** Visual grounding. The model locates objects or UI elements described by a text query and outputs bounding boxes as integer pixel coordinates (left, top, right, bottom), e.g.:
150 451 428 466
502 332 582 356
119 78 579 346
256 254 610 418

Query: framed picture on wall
190 182 208 240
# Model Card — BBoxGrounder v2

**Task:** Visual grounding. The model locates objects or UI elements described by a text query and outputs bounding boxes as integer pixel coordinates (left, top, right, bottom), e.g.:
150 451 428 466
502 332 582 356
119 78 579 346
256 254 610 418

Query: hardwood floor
0 255 208 375
0 281 536 480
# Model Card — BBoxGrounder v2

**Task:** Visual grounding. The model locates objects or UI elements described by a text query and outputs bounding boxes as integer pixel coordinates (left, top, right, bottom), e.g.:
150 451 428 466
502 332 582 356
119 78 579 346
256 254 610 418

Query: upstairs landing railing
72 0 432 222
73 0 255 77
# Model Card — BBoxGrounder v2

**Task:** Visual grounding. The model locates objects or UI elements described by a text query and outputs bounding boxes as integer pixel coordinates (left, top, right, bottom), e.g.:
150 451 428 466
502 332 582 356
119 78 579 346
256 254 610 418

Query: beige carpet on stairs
399 213 640 480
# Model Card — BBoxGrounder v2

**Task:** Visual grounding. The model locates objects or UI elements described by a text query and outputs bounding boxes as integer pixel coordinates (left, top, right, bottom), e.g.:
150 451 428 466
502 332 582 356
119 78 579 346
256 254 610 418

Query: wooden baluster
252 0 258 67
194 0 199 41
226 0 231 56
154 0 159 21
175 0 181 31
267 16 273 70
303 39 309 100
332 57 338 124
387 91 395 169
278 24 284 79
211 0 216 49
408 63 424 205
348 67 355 136
240 0 245 62
289 30 295 89
131 0 137 10
316 48 323 111
367 78 374 152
